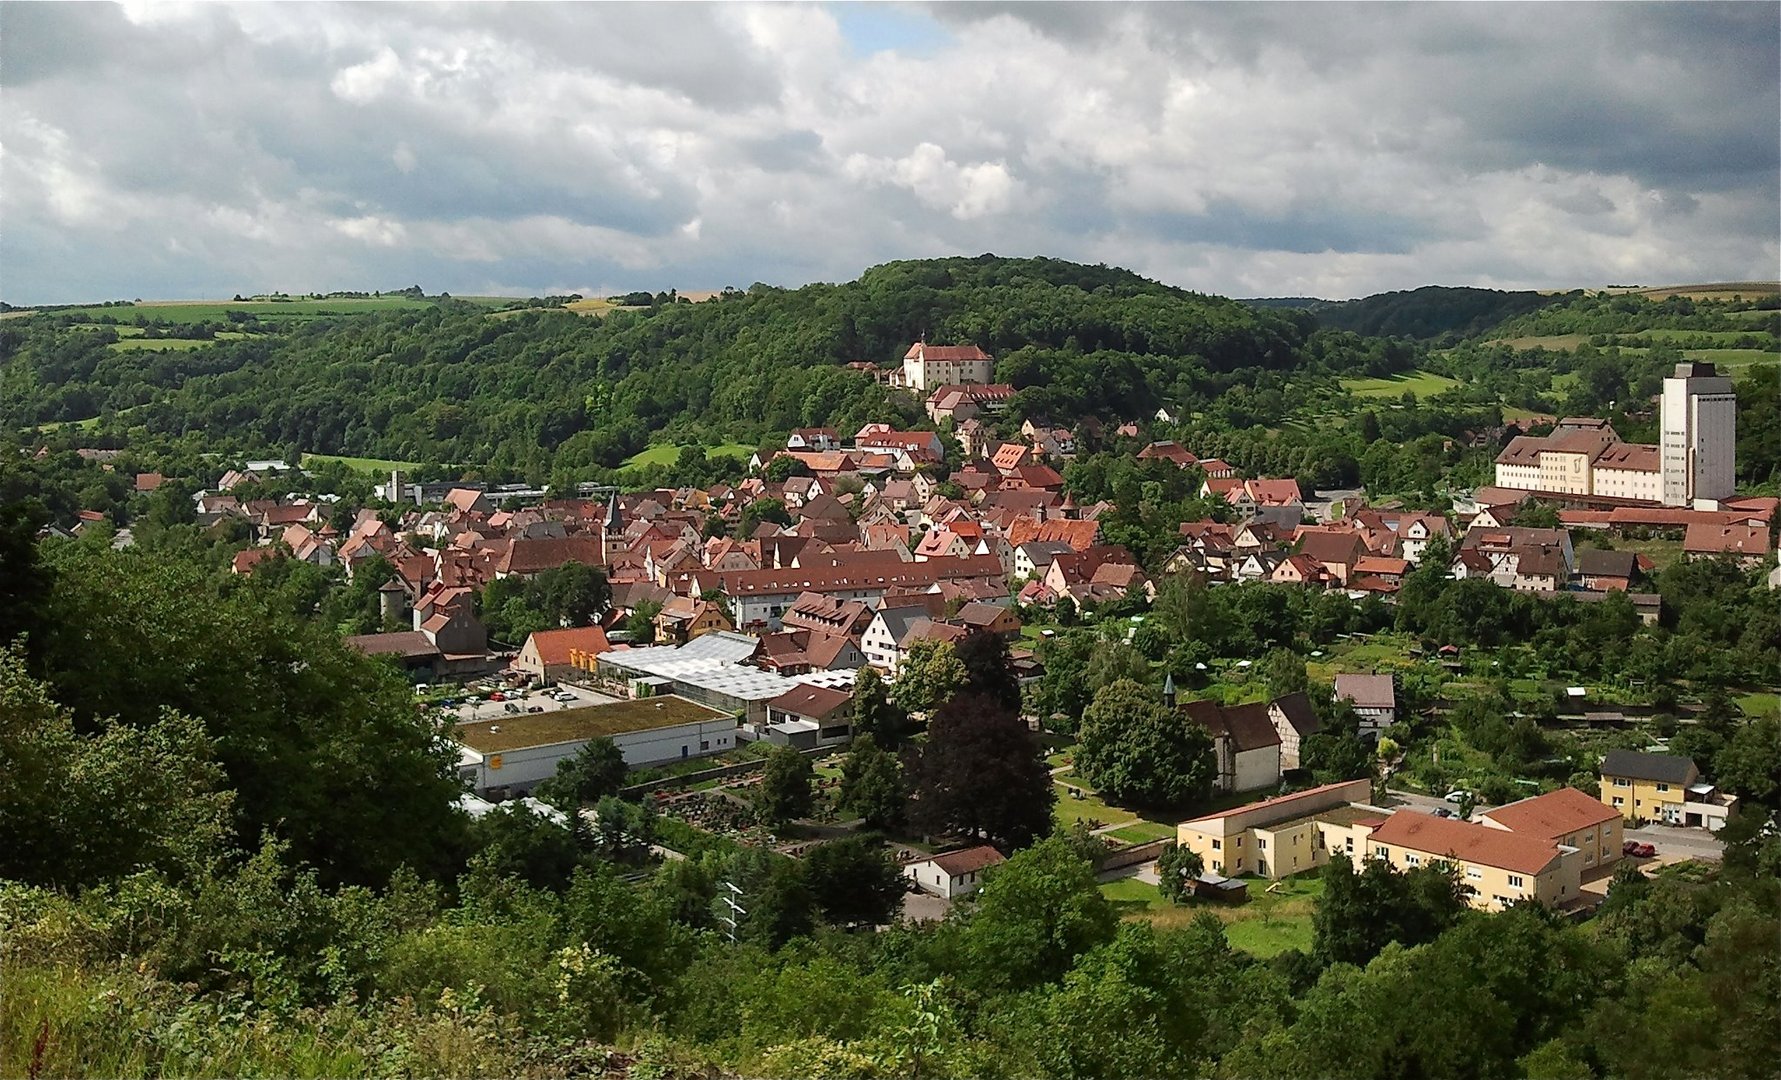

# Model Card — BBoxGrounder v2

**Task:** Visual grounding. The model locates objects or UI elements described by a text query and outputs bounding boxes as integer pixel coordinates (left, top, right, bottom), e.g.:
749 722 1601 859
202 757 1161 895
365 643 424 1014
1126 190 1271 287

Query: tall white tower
1660 363 1736 507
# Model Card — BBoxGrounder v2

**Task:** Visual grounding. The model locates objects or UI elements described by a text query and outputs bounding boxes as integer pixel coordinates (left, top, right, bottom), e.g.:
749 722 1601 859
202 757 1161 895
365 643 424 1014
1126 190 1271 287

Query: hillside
1244 286 1575 341
0 256 1323 478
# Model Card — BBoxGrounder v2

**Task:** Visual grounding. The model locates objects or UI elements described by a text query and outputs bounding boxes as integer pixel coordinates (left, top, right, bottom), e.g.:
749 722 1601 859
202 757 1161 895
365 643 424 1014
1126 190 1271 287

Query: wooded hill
2 256 1348 477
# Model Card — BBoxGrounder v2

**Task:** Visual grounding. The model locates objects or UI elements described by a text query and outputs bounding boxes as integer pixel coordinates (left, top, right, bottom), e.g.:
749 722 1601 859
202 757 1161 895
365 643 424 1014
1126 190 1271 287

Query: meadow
1339 370 1463 399
620 442 757 469
1099 871 1326 957
300 452 429 474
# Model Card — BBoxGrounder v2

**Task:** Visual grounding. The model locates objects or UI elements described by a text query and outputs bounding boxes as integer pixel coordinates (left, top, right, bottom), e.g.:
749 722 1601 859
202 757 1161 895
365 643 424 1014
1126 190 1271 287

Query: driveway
900 890 953 924
1384 788 1494 818
1626 824 1723 861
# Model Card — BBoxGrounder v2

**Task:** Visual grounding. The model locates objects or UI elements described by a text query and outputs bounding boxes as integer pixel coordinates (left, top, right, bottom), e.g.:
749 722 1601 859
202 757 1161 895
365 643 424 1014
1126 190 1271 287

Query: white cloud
0 2 1773 302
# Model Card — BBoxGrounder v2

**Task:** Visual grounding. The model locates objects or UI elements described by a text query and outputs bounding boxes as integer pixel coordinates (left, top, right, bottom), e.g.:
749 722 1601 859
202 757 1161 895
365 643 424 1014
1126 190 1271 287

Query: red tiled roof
524 626 612 666
905 343 992 362
1370 811 1563 876
1684 521 1771 555
766 683 854 723
1479 787 1620 842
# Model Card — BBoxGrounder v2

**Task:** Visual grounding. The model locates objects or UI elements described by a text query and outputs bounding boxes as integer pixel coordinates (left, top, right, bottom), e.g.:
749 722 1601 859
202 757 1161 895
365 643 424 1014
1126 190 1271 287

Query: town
6 278 1778 1079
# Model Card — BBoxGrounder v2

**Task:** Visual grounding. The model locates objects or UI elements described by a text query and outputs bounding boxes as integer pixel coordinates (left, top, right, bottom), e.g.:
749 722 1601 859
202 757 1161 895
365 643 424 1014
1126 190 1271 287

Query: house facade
902 845 1006 898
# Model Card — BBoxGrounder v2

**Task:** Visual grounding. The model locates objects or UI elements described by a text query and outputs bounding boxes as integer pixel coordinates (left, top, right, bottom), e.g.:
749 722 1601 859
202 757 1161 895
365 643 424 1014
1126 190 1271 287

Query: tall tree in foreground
537 736 629 809
838 735 906 830
953 628 1021 713
907 690 1054 850
803 835 906 929
848 665 909 748
758 744 815 826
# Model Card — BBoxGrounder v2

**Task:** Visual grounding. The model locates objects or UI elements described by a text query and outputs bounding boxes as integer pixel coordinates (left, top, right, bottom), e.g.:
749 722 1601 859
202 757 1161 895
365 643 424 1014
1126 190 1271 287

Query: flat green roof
455 695 728 753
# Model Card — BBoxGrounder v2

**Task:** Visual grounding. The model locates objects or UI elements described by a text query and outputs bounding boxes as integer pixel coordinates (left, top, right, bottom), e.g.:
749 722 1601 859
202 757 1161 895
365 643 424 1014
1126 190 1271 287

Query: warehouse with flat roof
454 695 735 798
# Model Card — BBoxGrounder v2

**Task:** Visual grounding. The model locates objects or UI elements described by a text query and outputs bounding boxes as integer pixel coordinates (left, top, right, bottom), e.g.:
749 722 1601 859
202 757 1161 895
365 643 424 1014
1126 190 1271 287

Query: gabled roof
1479 786 1620 841
1369 812 1563 877
524 626 612 666
1334 673 1396 710
1270 692 1322 738
766 683 854 723
906 342 992 362
1600 749 1697 785
1576 548 1638 578
1684 521 1770 556
870 604 934 646
926 844 1006 876
1180 699 1282 752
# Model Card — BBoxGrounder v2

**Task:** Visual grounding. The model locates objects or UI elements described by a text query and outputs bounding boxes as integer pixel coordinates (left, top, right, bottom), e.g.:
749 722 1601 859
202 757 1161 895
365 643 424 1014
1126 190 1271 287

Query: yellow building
1367 811 1581 912
1477 786 1623 875
1599 749 1699 825
1176 778 1377 880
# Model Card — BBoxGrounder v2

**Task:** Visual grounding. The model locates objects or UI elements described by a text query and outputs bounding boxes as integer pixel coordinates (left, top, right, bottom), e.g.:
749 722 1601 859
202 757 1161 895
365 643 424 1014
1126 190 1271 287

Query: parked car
526 706 544 714
1443 790 1470 804
1633 842 1656 858
1432 808 1452 818
490 692 506 702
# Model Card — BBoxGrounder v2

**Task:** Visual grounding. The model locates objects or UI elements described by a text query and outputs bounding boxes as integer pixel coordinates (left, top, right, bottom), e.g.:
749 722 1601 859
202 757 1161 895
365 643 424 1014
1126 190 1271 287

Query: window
1236 837 1243 847
700 740 710 751
1656 783 1670 793
1257 838 1267 850
1405 854 1420 867
1508 875 1525 889
1466 868 1483 880
1613 778 1630 787
1612 796 1624 807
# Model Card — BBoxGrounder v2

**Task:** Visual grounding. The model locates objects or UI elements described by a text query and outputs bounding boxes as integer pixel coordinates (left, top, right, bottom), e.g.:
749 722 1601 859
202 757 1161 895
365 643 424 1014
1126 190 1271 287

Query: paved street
1627 824 1724 861
1383 788 1493 817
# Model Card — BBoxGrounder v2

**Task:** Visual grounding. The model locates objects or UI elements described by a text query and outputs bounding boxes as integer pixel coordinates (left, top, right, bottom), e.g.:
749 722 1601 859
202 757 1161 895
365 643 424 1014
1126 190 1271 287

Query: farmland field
1492 333 1592 351
9 297 443 324
1636 329 1776 346
1686 348 1779 370
621 442 757 469
106 333 252 351
1340 370 1462 399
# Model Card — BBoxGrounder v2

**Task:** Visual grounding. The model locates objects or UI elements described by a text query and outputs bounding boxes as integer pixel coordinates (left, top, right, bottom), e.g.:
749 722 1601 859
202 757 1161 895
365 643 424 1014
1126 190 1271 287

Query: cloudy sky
2 2 1776 303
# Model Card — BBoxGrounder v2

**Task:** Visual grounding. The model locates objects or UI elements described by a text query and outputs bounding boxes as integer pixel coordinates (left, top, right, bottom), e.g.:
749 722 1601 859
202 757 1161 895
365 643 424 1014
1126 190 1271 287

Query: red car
490 692 506 702
1623 840 1656 858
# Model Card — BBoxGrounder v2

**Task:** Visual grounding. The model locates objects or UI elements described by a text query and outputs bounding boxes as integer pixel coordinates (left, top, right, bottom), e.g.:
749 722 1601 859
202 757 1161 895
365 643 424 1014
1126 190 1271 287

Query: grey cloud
0 1 1774 304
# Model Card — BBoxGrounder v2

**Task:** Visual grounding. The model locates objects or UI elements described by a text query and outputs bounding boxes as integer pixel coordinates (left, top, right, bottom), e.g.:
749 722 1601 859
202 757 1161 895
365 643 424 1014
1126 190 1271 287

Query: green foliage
891 638 966 714
963 836 1118 993
803 837 906 929
758 746 816 826
1312 855 1468 969
907 691 1055 851
1076 679 1215 809
849 666 909 749
838 736 906 831
478 560 610 643
536 736 629 809
1156 842 1205 904
0 647 233 888
29 545 467 887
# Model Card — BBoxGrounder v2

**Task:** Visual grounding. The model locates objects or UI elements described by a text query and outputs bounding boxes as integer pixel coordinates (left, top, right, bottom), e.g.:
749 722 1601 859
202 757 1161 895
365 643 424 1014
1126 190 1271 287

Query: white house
1333 674 1397 734
903 845 1006 898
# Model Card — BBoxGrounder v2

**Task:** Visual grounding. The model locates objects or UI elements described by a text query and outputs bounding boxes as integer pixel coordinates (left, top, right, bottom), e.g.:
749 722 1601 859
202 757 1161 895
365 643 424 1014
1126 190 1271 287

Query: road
1626 824 1723 861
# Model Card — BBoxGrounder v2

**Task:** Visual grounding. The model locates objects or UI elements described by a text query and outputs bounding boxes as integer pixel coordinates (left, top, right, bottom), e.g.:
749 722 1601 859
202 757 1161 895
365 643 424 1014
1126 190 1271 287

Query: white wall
459 716 739 796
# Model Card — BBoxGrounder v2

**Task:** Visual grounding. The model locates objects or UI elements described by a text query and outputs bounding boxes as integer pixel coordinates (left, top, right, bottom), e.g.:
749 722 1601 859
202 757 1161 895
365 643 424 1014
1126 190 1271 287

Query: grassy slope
300 452 430 474
1340 370 1463 399
1099 872 1325 958
621 442 756 469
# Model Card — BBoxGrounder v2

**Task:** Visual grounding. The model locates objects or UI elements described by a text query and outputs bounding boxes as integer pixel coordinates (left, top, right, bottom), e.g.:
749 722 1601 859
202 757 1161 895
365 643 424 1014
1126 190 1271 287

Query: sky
1 1 1777 304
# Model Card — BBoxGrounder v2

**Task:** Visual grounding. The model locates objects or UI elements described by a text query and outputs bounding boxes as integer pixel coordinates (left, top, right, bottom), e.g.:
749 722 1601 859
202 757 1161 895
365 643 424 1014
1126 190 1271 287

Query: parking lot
434 682 619 724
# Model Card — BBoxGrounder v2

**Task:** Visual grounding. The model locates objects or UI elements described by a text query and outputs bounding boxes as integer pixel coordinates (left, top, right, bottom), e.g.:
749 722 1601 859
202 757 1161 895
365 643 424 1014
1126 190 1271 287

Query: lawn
1098 872 1325 958
1737 692 1779 717
1108 820 1179 844
1053 778 1137 830
1492 334 1592 351
1686 348 1779 370
1340 370 1463 400
621 442 757 469
301 452 428 474
1579 536 1685 573
105 336 250 351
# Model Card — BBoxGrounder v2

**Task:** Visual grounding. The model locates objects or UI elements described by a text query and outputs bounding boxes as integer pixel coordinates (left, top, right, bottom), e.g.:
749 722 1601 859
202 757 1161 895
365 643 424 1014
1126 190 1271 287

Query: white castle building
1494 363 1736 508
901 342 995 392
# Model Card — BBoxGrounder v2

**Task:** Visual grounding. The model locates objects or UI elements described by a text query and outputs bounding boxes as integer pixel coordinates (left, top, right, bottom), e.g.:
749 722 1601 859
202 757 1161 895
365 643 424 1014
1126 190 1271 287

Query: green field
300 452 428 474
1054 779 1137 830
1098 872 1324 957
106 337 237 351
621 442 757 469
1107 820 1179 844
1737 692 1779 717
1493 334 1592 351
1340 370 1463 399
9 297 441 325
1688 348 1779 370
1637 329 1776 346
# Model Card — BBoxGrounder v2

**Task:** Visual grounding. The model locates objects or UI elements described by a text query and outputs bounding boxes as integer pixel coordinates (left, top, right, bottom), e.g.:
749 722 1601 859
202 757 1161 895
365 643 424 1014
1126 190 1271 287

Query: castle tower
1660 363 1736 507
